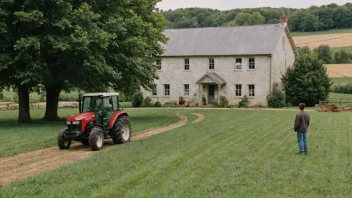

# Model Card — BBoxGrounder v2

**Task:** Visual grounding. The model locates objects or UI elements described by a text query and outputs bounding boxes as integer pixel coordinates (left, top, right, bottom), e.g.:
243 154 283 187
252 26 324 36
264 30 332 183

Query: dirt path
192 113 206 123
0 114 187 186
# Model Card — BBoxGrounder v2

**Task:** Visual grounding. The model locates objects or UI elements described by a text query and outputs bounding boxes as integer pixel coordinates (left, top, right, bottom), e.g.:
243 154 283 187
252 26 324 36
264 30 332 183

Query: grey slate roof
162 24 286 57
196 72 227 85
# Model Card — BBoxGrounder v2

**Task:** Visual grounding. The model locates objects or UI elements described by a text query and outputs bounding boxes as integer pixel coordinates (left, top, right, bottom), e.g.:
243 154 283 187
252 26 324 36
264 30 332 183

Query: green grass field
331 77 352 84
1 109 352 197
331 46 352 54
0 109 181 157
291 28 352 37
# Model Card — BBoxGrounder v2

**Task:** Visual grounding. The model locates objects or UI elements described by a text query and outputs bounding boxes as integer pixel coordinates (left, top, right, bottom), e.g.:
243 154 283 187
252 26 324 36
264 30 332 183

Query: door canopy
196 72 227 85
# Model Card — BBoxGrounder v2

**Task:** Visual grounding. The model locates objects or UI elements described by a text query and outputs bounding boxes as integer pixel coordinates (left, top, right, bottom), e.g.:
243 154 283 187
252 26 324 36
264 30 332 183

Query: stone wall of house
271 29 296 89
141 55 275 106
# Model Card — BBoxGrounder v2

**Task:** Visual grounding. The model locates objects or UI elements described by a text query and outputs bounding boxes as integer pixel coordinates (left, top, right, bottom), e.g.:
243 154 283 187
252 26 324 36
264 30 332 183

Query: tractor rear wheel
58 128 71 149
89 127 104 151
112 115 132 144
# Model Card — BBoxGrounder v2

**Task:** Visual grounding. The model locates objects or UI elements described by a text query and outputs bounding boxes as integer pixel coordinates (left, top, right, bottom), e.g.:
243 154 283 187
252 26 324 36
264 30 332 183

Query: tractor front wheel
89 127 104 151
112 115 132 144
58 128 71 149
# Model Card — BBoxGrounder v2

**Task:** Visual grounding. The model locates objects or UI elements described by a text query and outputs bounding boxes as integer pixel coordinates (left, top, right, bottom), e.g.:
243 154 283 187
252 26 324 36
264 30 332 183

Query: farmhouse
142 13 296 106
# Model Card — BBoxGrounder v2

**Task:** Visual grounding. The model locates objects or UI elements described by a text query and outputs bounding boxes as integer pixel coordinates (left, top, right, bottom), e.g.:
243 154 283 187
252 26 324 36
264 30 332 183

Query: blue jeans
297 132 308 153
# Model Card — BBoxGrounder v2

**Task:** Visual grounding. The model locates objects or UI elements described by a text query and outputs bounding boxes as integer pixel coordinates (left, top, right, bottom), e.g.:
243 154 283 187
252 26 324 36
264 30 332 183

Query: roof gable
162 24 287 57
196 72 227 85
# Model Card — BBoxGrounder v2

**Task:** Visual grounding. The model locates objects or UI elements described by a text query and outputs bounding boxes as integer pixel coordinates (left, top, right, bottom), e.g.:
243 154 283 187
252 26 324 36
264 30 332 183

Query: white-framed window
156 59 161 70
235 58 242 70
164 84 170 96
152 84 157 96
248 84 255 97
249 58 255 70
209 58 215 70
184 84 190 96
235 84 242 97
184 59 190 70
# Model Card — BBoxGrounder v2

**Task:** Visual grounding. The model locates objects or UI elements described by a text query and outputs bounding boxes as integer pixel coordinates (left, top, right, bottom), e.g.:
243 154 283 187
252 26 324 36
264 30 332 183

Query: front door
208 85 215 104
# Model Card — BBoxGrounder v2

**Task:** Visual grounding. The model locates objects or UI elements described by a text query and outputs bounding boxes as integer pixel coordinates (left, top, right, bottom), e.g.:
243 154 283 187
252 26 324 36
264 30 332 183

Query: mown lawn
291 28 352 37
1 109 352 197
0 108 180 157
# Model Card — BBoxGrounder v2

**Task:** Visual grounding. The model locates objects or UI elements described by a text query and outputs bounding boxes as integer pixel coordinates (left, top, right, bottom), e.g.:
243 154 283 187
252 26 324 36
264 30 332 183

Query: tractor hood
67 112 95 121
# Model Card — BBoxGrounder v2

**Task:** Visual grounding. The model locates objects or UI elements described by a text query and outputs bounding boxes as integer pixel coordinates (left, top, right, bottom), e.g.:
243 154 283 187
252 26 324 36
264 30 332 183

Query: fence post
340 98 342 106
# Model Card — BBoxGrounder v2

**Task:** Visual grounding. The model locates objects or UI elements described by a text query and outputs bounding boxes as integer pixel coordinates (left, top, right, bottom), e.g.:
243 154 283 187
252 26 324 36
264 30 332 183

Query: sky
157 0 349 11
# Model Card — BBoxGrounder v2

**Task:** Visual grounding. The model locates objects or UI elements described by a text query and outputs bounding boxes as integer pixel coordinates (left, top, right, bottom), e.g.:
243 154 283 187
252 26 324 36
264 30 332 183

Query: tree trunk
17 84 32 123
43 84 63 121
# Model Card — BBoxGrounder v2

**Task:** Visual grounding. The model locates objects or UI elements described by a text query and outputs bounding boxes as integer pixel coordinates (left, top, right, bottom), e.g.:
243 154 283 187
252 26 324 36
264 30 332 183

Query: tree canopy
162 3 352 32
0 0 168 122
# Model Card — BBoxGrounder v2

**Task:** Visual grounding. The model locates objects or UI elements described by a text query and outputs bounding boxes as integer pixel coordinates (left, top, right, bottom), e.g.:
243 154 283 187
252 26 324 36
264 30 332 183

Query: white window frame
249 58 255 70
235 58 242 70
184 59 190 70
248 84 255 97
209 58 215 70
152 84 157 96
235 84 242 97
184 84 190 96
164 84 170 96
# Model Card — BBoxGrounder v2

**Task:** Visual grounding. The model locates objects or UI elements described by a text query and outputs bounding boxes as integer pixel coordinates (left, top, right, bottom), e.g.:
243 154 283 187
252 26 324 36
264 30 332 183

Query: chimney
280 12 287 24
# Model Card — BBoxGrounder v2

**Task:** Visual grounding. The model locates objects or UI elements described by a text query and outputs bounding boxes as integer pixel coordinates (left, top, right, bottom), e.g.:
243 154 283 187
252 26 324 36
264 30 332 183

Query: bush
179 96 186 106
58 94 77 101
238 95 249 108
143 97 152 107
282 48 332 107
154 101 162 107
267 83 285 108
332 83 352 94
219 96 229 107
132 92 144 107
0 92 3 100
212 101 219 108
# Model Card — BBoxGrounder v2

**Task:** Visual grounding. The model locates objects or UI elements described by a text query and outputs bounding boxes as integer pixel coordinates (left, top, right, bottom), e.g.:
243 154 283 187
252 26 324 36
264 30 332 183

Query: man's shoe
304 152 308 155
298 152 303 155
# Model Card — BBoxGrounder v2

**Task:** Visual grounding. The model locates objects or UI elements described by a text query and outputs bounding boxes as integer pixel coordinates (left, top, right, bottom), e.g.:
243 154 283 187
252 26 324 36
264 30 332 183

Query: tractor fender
108 111 129 129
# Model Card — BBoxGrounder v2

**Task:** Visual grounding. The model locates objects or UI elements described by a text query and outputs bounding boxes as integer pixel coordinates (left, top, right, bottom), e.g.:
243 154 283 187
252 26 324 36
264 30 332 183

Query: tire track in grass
0 113 201 186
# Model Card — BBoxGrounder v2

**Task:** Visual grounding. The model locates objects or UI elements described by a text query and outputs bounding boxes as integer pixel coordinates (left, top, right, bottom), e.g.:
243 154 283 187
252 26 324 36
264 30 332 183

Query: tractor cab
80 93 120 127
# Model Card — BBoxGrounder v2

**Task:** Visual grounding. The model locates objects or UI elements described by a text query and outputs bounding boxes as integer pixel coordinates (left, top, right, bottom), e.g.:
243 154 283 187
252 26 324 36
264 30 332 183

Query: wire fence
319 98 352 106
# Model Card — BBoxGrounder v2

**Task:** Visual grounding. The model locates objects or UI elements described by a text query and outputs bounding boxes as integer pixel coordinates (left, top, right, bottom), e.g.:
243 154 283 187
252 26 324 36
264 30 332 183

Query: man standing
294 103 310 155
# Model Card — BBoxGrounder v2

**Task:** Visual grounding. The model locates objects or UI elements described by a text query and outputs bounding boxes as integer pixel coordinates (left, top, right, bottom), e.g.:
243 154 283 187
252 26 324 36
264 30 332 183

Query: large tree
281 47 332 107
1 0 168 121
0 1 44 122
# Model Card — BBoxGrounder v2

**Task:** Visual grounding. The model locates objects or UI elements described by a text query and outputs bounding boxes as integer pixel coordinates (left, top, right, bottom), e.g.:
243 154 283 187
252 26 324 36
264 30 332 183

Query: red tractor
57 93 131 151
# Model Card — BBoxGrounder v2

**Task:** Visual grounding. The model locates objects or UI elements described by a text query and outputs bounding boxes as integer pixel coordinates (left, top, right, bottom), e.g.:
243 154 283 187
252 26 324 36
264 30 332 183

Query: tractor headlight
67 121 71 125
72 121 80 125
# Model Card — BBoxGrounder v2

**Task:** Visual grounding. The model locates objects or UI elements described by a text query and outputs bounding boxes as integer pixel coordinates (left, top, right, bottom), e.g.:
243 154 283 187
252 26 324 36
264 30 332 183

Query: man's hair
299 103 306 110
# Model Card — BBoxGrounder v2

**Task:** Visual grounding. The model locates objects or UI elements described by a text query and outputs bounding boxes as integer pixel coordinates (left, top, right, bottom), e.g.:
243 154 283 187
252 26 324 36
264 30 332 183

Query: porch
196 72 227 105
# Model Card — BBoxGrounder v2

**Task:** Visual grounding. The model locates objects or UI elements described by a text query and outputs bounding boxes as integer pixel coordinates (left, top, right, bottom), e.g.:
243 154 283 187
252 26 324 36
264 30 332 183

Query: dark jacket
294 111 310 132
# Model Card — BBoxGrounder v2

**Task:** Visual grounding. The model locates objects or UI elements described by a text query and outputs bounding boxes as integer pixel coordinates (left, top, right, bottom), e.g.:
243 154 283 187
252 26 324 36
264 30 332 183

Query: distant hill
161 3 352 33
